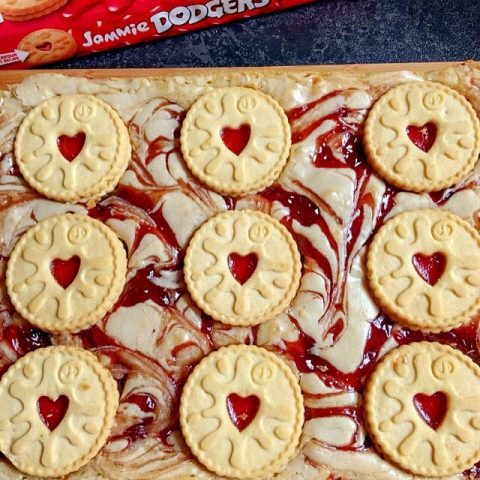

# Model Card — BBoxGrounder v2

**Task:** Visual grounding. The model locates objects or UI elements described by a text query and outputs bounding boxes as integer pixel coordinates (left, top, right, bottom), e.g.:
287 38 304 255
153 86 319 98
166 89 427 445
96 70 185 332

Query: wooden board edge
0 61 476 89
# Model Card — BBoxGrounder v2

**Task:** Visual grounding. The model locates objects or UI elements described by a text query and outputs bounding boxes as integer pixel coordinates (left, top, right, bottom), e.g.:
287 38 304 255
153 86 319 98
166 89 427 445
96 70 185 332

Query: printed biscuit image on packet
0 0 68 21
17 29 77 65
0 0 316 68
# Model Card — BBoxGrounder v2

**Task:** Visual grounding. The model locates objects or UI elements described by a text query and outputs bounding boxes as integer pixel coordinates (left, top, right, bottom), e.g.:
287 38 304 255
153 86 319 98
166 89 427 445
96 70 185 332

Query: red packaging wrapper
0 0 315 69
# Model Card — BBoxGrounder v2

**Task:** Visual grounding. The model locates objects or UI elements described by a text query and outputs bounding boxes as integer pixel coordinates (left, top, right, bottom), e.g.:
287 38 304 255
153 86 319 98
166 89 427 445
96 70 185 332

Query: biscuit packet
0 0 314 69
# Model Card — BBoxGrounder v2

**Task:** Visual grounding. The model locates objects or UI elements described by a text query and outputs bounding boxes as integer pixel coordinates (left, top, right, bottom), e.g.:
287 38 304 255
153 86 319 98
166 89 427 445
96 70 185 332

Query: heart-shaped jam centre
406 122 437 152
221 124 251 156
412 252 446 286
413 392 447 431
36 42 52 51
57 132 86 162
227 253 258 285
226 393 260 432
50 256 81 289
38 395 69 431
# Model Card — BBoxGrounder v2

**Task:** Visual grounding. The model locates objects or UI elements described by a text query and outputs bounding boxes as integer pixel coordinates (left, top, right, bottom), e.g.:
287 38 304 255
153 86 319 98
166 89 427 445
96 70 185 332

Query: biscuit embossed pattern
180 345 304 478
6 213 127 333
367 209 480 332
184 210 302 326
15 94 131 203
0 346 119 477
181 87 292 195
2 66 480 479
364 82 480 192
365 342 480 477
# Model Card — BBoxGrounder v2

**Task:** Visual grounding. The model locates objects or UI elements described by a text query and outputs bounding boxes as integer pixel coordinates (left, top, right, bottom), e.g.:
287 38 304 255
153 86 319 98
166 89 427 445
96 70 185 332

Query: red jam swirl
2 89 479 477
124 392 157 413
2 325 51 362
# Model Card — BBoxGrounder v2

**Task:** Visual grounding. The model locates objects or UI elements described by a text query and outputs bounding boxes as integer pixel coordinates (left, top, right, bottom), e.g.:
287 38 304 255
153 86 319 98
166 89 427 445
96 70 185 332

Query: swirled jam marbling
1 64 480 479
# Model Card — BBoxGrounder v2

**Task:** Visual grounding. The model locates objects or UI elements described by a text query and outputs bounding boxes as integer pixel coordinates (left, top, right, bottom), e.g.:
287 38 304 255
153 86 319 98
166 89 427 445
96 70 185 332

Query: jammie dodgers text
83 0 270 47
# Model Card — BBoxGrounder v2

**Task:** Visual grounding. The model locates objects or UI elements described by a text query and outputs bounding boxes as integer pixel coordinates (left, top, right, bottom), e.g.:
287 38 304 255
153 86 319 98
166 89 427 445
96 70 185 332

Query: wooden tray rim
0 61 475 89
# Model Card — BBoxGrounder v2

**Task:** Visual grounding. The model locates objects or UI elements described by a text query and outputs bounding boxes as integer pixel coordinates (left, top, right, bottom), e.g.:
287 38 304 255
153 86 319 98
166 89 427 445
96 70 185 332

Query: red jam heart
413 391 447 431
226 393 260 432
221 124 251 156
406 122 437 152
57 132 86 162
38 395 69 431
227 253 258 285
412 252 446 286
36 42 52 52
50 256 81 289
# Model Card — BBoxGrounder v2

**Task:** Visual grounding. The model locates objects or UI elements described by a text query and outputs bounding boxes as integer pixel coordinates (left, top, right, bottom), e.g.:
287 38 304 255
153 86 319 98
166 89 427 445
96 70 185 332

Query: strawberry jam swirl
1 85 480 478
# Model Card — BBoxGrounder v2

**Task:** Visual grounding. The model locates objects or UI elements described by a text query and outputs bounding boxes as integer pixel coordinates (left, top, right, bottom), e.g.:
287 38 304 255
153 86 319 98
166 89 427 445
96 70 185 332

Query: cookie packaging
0 0 314 69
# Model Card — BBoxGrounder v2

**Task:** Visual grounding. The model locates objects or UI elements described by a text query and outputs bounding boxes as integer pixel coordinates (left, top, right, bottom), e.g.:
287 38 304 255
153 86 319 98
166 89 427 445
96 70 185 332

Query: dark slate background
49 0 479 69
